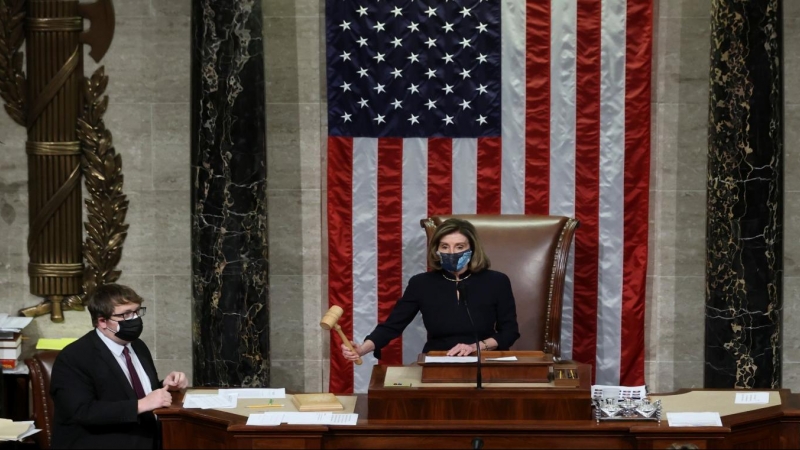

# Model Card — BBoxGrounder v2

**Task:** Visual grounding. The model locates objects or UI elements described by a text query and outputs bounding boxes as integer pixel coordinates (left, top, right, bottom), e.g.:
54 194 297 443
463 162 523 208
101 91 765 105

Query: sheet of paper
218 388 285 399
667 412 722 427
246 413 283 426
283 412 333 425
424 356 477 363
328 414 358 425
36 338 78 350
0 315 33 331
486 356 518 361
182 393 238 409
734 392 769 404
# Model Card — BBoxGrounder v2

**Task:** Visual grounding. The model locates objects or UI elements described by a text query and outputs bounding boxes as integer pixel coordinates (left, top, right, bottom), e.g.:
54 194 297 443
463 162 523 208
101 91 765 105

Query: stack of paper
0 419 40 441
0 314 33 371
183 393 239 409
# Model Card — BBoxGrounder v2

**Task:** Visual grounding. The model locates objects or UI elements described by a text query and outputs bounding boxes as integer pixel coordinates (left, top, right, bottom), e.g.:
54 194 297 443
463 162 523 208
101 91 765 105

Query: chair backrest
26 350 60 450
420 214 578 357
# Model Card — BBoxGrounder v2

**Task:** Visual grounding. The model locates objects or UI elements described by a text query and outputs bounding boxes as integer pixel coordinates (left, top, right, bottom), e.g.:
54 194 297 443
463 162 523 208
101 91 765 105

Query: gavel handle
334 324 363 365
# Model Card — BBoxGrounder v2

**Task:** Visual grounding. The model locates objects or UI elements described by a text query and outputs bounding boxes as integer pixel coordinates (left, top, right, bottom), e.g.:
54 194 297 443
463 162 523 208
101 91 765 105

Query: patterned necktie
122 346 146 399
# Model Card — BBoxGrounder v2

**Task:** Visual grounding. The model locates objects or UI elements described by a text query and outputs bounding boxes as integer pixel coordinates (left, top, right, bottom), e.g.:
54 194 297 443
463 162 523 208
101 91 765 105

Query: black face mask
109 317 144 342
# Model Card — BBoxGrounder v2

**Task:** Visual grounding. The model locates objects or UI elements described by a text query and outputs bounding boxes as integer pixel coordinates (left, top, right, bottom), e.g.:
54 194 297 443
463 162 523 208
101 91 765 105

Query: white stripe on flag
352 138 379 392
452 138 478 214
401 138 428 364
596 0 627 386
500 0 526 214
550 0 578 360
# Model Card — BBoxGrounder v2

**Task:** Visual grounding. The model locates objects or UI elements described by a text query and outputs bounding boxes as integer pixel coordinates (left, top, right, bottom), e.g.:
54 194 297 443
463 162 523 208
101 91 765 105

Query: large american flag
326 0 652 393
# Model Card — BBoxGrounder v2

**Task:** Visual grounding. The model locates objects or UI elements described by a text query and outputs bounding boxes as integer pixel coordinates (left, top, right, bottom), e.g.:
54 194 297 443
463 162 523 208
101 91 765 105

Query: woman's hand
341 339 375 361
446 343 477 356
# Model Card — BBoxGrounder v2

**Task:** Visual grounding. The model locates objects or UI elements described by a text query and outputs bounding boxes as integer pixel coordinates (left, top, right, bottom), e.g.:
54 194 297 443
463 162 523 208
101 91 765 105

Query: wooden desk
157 388 800 449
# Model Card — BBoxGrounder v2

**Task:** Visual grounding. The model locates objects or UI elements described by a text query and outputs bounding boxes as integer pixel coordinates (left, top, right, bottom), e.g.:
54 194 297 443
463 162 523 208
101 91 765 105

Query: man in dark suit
50 284 188 449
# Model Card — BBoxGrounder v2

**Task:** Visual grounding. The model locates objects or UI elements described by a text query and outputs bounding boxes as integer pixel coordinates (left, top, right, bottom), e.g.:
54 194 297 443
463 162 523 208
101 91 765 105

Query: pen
246 404 284 408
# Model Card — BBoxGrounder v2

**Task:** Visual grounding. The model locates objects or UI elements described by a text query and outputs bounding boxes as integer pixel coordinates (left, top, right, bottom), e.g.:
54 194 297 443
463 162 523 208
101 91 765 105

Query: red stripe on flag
376 138 404 365
571 0 602 378
327 137 354 393
428 138 453 216
477 137 502 214
525 0 551 215
620 0 652 386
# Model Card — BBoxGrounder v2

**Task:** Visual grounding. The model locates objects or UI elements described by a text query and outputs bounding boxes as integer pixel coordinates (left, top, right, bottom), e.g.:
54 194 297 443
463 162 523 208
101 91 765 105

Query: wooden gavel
320 305 362 365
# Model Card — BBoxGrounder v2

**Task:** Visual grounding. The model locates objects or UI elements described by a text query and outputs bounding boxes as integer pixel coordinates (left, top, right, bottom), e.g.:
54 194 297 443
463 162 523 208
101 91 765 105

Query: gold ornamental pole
0 0 119 322
24 0 84 321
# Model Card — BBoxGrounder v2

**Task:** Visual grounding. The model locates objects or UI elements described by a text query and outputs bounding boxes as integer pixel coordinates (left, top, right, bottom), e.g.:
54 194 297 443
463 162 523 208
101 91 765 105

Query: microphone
457 281 482 389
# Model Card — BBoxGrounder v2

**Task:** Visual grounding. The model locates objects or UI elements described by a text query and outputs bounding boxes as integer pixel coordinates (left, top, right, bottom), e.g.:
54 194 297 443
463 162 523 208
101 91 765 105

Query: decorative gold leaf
74 65 130 308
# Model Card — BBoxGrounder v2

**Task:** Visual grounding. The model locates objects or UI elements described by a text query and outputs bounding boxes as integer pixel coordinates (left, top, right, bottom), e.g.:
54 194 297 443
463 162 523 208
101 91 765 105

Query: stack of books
0 314 33 371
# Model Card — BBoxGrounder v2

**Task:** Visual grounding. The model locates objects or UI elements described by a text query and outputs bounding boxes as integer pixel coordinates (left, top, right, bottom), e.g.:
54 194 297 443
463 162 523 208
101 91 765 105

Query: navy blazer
50 330 161 449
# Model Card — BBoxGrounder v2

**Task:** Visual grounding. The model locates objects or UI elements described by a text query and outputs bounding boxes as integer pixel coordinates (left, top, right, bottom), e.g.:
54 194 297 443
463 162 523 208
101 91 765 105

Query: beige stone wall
0 0 193 380
646 0 710 392
783 0 800 389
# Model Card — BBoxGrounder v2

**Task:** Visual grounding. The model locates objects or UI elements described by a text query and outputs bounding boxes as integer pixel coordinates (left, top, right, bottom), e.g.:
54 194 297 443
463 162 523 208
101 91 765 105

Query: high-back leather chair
26 350 60 450
421 214 578 357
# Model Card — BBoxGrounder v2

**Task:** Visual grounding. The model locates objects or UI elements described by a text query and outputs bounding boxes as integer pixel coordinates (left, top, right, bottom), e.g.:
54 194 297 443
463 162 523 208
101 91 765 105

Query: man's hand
138 386 172 413
162 371 188 391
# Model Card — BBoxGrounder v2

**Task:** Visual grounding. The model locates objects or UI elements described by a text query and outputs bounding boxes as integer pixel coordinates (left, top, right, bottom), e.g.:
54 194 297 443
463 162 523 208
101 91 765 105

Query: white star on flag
357 67 368 77
459 68 471 79
339 20 351 31
391 99 402 109
408 22 419 32
408 83 420 94
443 115 454 125
460 99 472 110
356 6 367 17
425 99 437 109
342 112 352 122
373 22 385 32
476 84 488 95
374 83 386 93
476 115 487 125
358 98 369 108
340 51 351 61
442 84 454 94
391 67 403 78
408 114 419 124
340 81 351 92
374 114 386 124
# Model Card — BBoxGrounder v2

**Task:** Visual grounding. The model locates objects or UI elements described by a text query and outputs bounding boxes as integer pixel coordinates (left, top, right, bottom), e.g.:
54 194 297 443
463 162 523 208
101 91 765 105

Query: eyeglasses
109 307 146 321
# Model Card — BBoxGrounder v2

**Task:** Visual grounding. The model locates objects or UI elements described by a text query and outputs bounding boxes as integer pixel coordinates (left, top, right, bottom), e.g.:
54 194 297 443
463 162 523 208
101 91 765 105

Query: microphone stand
458 282 482 389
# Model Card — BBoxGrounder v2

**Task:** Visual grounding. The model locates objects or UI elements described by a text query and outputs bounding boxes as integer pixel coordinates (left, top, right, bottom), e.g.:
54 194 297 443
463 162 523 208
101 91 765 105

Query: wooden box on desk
367 354 593 422
417 350 552 383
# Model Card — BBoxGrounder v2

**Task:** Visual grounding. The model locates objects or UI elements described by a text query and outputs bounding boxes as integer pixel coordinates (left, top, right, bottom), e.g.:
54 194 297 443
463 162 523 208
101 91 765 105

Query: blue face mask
438 249 473 273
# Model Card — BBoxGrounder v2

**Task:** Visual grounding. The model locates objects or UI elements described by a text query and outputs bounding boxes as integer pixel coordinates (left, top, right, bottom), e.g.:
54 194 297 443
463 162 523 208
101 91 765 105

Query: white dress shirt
95 328 153 396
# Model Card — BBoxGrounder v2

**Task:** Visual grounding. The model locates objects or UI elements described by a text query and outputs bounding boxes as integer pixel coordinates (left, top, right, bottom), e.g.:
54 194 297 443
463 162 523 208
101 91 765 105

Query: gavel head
320 305 344 330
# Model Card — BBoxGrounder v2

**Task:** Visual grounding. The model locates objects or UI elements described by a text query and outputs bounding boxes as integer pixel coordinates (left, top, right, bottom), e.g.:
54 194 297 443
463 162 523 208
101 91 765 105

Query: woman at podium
341 218 520 361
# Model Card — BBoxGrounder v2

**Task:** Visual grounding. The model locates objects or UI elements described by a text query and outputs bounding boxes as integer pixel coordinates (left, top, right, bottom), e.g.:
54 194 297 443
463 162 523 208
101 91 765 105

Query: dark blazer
50 330 161 449
366 269 520 359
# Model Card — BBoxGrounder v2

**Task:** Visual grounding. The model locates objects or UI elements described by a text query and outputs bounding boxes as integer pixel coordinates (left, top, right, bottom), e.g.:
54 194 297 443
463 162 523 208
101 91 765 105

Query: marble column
190 0 269 387
705 0 783 388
